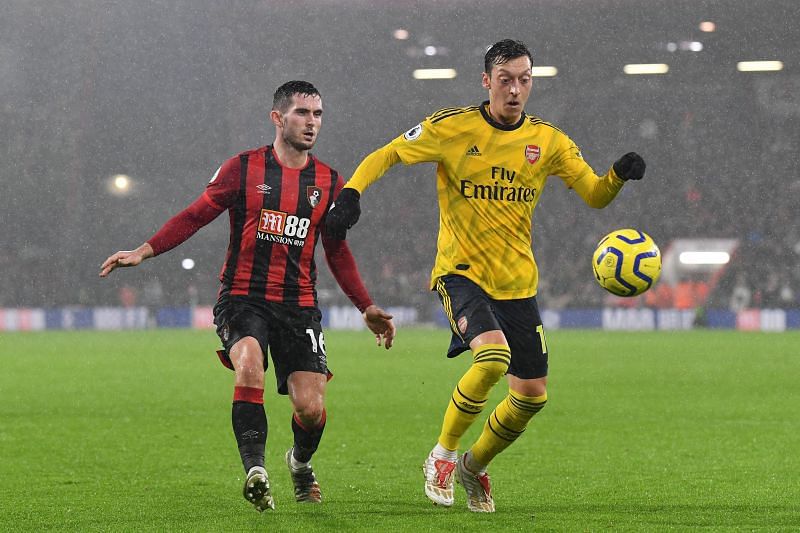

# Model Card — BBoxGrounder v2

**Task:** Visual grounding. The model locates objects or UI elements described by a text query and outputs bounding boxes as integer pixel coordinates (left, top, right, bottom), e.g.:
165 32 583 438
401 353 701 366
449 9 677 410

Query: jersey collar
479 100 526 131
268 144 313 170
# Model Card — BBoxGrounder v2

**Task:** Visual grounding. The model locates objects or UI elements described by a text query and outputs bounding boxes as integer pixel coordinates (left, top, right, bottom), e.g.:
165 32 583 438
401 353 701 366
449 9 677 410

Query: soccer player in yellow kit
327 39 646 512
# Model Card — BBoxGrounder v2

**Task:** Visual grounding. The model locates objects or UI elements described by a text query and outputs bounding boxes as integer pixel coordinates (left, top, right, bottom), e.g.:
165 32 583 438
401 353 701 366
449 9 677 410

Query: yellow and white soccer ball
592 228 662 297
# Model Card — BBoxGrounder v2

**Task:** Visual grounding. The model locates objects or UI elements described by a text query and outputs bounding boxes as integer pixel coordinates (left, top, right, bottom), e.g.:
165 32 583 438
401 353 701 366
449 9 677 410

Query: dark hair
484 39 533 74
272 80 321 112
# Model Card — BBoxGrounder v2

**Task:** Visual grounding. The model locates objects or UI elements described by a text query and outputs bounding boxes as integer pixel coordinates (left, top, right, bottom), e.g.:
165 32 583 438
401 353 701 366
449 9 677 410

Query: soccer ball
592 229 662 297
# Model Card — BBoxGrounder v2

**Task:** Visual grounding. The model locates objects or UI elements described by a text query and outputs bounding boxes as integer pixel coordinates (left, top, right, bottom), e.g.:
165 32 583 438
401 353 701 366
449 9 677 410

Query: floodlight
107 174 133 196
623 64 669 75
737 61 783 72
413 68 457 80
531 66 557 77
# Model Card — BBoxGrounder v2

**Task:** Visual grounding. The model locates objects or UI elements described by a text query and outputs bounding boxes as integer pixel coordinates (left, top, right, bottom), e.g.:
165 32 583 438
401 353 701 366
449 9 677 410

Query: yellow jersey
346 101 625 299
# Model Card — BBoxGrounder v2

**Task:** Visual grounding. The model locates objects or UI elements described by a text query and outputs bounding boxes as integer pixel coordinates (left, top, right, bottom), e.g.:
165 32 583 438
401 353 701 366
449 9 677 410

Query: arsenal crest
307 186 322 208
525 145 541 164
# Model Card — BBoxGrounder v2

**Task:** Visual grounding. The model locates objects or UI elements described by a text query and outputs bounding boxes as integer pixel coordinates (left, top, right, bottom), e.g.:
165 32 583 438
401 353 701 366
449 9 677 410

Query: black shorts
435 274 548 379
213 295 330 395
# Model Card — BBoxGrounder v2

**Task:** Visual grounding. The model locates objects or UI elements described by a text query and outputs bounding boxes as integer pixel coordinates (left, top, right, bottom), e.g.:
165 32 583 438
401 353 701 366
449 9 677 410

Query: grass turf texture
1 329 798 531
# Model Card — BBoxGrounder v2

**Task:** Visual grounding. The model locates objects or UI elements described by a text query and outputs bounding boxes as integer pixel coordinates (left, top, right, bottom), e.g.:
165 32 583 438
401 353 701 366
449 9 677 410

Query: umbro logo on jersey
466 145 482 156
256 184 272 194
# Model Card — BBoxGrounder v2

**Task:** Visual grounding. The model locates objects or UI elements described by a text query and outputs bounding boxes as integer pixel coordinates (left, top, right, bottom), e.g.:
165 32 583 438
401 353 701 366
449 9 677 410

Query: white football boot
422 453 456 506
455 452 495 513
243 465 275 511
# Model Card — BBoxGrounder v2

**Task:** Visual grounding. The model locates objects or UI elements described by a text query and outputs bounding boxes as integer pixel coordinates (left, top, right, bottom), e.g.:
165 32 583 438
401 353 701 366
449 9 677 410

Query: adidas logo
466 145 482 156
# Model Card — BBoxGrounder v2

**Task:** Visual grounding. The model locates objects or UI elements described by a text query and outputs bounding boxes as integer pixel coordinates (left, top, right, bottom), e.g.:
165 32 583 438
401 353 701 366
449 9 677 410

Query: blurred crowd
4 71 798 314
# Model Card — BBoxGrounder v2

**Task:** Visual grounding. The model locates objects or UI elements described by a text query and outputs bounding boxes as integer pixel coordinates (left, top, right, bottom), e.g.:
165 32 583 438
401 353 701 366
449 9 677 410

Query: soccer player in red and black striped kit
100 81 396 512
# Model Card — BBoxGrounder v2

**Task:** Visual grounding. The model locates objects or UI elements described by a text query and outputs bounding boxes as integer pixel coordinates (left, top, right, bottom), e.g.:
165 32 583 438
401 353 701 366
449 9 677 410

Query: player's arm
551 135 645 208
322 234 396 349
346 143 403 194
99 194 224 277
323 144 402 239
99 157 240 277
569 166 625 208
326 119 442 238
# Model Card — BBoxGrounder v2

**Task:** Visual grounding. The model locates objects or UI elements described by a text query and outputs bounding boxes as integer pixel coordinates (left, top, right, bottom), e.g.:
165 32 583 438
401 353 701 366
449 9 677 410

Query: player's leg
270 305 329 503
230 337 268 472
459 296 549 512
448 331 512 513
469 375 547 469
285 371 326 503
229 337 274 511
440 330 511 450
214 298 273 511
425 276 511 507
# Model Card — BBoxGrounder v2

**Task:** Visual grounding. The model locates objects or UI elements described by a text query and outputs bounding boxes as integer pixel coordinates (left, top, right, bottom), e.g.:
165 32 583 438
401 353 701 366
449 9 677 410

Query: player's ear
269 109 283 128
481 72 491 90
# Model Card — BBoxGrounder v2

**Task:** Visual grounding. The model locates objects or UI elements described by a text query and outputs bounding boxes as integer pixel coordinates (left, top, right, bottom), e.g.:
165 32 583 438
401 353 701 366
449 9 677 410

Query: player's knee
294 403 324 428
473 358 510 382
531 393 547 415
471 343 511 383
511 389 548 420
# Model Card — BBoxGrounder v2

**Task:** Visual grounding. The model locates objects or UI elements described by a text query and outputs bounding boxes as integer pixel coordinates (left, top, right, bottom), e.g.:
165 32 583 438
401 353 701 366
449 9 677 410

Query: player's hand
325 188 361 240
99 243 154 277
613 152 646 181
362 304 395 349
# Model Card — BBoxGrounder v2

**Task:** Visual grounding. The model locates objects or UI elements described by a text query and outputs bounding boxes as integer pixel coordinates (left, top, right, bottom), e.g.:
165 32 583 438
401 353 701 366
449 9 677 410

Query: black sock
291 410 326 463
232 400 267 473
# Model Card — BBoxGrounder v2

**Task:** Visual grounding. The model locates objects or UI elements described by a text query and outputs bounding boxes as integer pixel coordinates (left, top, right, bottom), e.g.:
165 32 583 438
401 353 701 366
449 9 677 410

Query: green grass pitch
1 328 799 531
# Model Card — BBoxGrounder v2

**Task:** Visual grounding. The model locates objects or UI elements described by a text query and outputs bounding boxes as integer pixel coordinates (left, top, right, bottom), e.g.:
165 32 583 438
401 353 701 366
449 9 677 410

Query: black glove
325 188 361 240
613 152 646 181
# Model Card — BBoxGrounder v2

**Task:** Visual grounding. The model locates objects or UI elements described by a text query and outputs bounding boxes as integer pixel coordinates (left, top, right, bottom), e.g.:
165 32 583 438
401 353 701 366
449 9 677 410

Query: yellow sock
470 389 547 466
437 344 511 451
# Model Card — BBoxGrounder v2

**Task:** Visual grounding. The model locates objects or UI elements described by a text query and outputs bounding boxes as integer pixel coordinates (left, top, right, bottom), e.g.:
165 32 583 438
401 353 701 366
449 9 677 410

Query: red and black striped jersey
203 145 343 306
